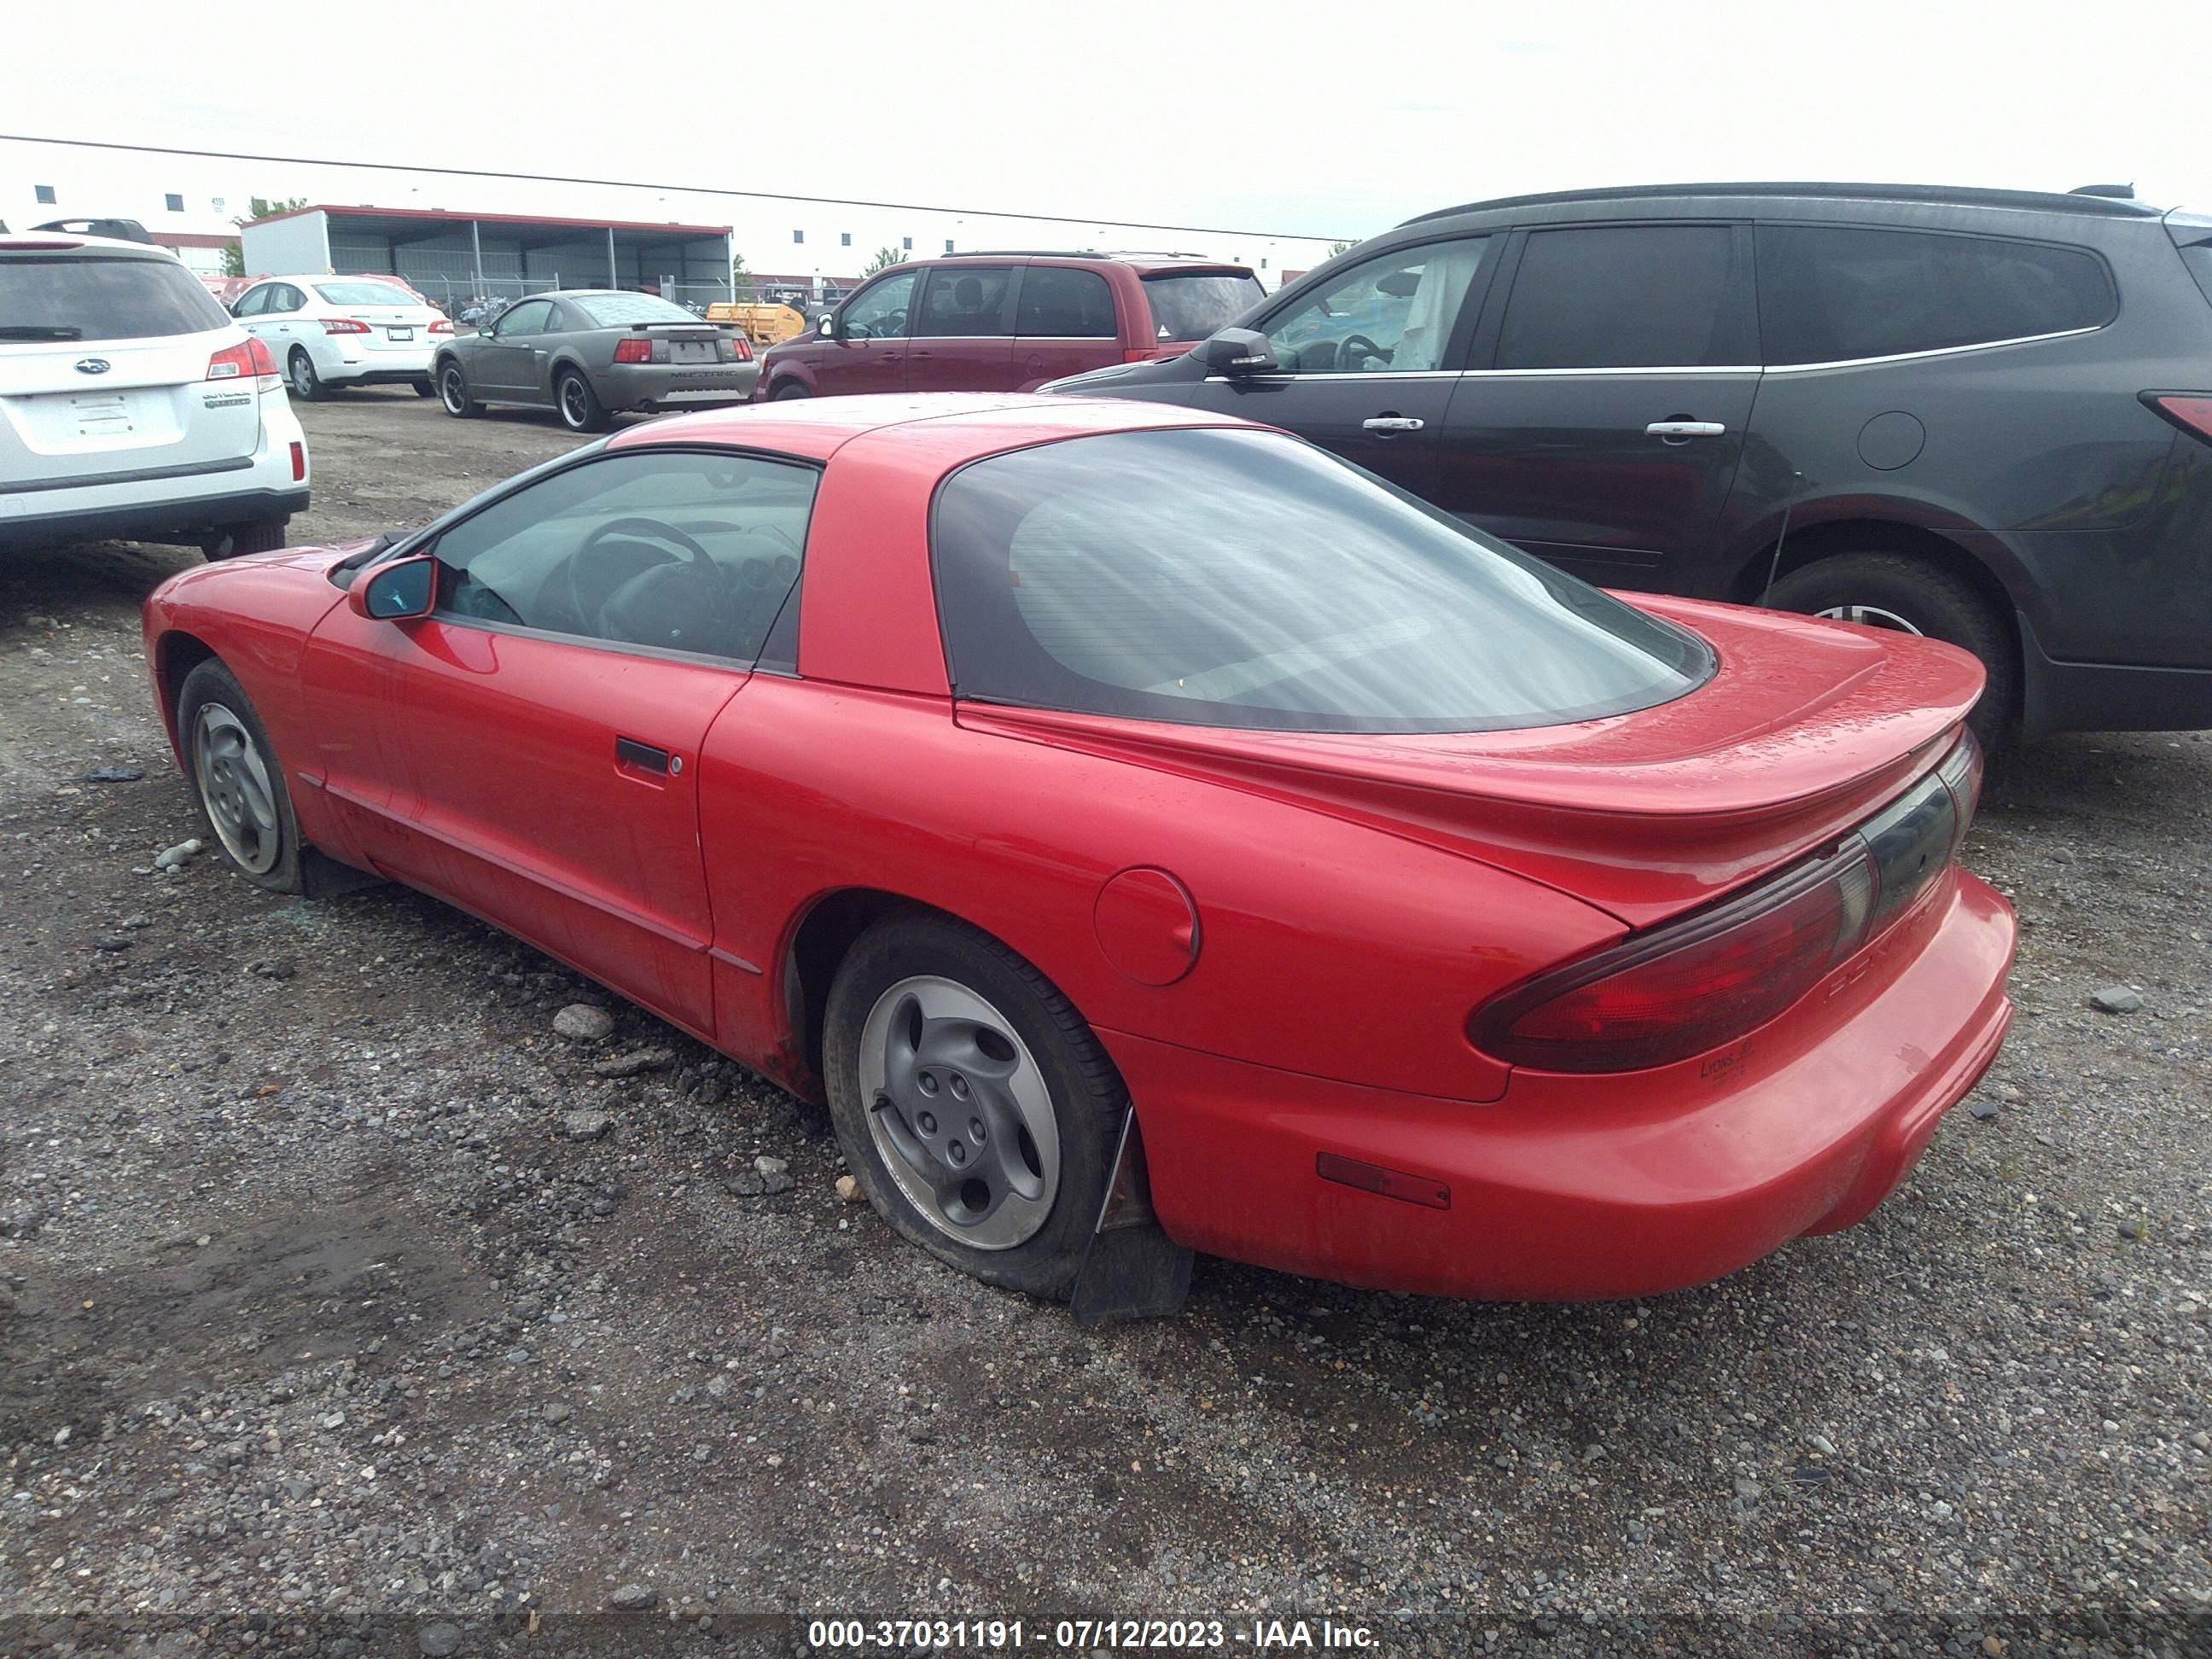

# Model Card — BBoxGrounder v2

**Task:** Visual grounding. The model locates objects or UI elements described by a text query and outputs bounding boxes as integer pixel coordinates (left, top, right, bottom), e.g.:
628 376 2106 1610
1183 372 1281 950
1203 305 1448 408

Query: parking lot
3 388 2209 1652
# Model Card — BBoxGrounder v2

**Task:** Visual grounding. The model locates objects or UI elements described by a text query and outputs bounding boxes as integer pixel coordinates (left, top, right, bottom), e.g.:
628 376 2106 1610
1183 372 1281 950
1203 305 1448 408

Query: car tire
176 659 306 895
1765 551 2017 753
203 517 289 560
287 349 329 401
438 362 483 418
556 369 610 434
822 911 1124 1300
412 376 435 398
771 381 810 401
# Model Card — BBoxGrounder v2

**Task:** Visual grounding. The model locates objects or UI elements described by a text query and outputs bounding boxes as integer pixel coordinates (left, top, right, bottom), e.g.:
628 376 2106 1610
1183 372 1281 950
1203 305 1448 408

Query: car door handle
1362 416 1425 433
1644 421 1727 438
614 736 671 776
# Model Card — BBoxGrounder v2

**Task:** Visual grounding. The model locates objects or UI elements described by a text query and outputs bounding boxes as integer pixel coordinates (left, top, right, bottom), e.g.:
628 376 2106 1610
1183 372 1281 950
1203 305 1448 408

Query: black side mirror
1195 328 1278 375
350 555 438 621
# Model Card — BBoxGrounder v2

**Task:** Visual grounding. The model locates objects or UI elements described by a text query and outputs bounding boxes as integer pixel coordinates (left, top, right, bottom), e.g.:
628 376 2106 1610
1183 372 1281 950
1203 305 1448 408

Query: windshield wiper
0 324 84 340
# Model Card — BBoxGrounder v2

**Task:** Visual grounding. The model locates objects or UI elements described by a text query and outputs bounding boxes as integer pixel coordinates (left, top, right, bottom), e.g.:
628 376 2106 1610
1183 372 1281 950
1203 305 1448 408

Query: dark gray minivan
1049 183 2212 745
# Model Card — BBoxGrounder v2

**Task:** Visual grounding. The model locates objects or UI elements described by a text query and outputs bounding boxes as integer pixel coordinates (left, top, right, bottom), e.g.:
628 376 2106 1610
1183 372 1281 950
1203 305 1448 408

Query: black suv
1050 182 2212 744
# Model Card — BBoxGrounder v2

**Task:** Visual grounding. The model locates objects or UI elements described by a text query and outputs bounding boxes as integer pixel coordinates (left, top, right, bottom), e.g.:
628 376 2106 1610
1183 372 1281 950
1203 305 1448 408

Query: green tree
220 195 309 276
730 251 754 299
861 245 907 277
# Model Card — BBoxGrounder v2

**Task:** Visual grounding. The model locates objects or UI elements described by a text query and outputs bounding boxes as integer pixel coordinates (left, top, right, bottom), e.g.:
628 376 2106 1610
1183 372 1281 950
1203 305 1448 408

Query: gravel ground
1 391 2208 1657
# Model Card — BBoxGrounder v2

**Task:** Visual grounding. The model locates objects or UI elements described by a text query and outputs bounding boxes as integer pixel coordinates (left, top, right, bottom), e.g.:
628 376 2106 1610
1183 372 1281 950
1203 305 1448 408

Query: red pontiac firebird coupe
143 393 2015 1316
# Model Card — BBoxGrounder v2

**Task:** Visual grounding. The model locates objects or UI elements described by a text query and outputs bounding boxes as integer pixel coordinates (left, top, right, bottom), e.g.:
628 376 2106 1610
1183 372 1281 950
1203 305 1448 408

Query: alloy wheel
560 376 588 428
857 975 1061 1250
191 701 282 875
441 367 468 414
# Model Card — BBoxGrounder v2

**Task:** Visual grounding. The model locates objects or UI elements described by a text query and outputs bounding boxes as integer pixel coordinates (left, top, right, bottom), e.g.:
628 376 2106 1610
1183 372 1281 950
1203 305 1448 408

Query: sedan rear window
934 428 1711 734
0 254 230 341
312 281 419 306
570 293 701 327
1141 272 1265 342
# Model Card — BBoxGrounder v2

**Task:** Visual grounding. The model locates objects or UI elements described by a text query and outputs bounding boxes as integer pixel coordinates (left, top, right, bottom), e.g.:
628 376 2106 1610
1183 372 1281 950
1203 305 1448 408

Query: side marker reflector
1317 1152 1451 1210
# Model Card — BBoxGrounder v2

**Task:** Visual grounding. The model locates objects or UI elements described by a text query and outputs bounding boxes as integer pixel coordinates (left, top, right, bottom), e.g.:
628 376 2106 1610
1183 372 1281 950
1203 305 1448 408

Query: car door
239 282 300 360
474 298 556 399
1429 223 1760 591
906 264 1016 392
1010 263 1120 388
1179 237 1497 498
818 268 918 395
296 445 818 1038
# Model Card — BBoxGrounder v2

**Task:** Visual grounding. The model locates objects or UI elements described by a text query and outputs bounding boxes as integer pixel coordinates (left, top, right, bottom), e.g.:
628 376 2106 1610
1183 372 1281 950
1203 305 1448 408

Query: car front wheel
556 369 610 433
823 913 1122 1299
177 659 305 894
438 362 483 417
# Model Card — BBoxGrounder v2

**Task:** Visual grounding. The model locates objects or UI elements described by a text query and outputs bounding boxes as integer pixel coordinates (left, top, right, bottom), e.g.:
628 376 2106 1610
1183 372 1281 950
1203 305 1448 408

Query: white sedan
230 276 452 399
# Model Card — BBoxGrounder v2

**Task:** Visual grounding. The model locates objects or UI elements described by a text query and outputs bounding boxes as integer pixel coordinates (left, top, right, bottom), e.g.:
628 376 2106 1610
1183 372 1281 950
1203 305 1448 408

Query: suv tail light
1472 731 1978 1074
613 336 654 364
206 335 280 384
2143 393 2212 445
319 317 372 335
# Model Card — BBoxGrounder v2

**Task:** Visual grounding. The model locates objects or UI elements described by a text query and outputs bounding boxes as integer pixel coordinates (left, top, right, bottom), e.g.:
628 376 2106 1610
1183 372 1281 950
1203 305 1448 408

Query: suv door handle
1362 416 1425 433
1645 421 1727 438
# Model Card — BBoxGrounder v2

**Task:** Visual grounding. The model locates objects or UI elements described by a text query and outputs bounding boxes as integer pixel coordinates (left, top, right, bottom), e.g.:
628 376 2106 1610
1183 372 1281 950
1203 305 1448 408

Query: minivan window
934 428 1710 734
1016 267 1117 337
1496 225 1748 370
1141 271 1266 342
1756 224 2118 364
0 255 231 341
914 267 1013 336
1261 242 1488 374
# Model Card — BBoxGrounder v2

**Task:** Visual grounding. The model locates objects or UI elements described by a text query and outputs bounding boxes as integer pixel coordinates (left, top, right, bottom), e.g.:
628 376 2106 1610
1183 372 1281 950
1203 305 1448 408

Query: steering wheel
1341 333 1394 370
559 515 719 635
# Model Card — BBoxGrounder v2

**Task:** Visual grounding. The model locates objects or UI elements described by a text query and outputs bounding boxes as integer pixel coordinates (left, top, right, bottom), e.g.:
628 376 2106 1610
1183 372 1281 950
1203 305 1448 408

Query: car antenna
1762 474 1805 605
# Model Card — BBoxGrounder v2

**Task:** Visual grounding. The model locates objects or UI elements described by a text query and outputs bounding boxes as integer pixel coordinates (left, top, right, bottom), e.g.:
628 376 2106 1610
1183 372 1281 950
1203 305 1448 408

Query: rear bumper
2018 611 2212 736
605 361 761 410
1115 868 2016 1301
0 483 311 550
327 358 434 385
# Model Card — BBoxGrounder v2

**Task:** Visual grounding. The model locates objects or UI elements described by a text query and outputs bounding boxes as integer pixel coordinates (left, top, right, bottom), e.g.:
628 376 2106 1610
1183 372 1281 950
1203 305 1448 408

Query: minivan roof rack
1400 181 2166 224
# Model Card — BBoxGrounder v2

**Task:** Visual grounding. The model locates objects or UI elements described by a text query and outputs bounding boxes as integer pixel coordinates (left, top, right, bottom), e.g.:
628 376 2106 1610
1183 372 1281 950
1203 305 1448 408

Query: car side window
1755 224 2118 365
538 300 569 333
233 286 268 317
262 285 298 314
496 299 555 337
1262 239 1489 374
425 450 819 665
913 266 1014 337
1015 267 1116 337
841 271 917 339
1495 225 1750 370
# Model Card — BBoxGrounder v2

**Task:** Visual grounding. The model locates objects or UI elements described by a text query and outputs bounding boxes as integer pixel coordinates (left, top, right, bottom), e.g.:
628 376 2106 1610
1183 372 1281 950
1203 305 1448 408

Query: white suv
2 232 309 558
230 275 452 400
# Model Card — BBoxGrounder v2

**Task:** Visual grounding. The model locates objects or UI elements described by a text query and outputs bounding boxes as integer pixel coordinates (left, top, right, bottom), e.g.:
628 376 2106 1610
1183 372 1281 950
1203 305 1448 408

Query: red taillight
2143 392 2212 444
319 317 372 335
288 440 306 481
429 318 454 335
206 336 279 381
1471 730 1979 1074
613 336 653 364
732 334 753 360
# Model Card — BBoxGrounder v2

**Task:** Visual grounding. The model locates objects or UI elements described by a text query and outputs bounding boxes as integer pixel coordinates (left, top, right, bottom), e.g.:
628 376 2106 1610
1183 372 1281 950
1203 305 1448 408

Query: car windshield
313 281 418 306
0 254 231 341
1141 272 1265 342
570 293 699 327
933 428 1713 734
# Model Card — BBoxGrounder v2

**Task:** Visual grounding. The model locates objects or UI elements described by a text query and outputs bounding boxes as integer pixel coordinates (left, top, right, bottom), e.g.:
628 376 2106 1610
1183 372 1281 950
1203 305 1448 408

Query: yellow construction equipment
707 300 808 346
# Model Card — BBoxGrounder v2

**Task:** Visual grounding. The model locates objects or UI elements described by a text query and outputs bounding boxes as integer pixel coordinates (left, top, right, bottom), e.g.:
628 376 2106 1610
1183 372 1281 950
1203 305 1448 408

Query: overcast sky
12 0 2209 239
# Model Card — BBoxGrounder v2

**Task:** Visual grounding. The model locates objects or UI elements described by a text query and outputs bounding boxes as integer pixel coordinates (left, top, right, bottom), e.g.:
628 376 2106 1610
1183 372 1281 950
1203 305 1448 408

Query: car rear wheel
177 659 304 894
412 376 435 398
287 349 329 401
823 912 1122 1298
771 381 810 401
202 518 288 560
1765 551 2017 753
556 369 610 434
438 362 483 417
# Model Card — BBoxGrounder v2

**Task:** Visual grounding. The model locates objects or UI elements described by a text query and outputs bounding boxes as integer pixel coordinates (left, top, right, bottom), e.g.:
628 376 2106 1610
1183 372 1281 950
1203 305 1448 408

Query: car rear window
1756 224 2117 364
313 281 419 306
0 254 230 341
934 428 1711 734
1141 272 1265 342
570 293 701 327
